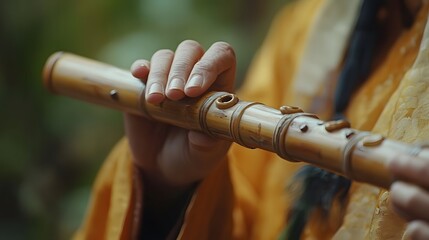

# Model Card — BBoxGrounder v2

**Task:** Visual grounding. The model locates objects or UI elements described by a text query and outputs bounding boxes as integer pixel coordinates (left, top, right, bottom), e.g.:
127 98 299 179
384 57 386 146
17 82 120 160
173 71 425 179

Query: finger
405 221 429 240
156 129 231 186
389 154 429 190
185 41 236 97
390 181 429 221
166 40 204 100
131 59 150 81
146 49 174 104
123 113 167 171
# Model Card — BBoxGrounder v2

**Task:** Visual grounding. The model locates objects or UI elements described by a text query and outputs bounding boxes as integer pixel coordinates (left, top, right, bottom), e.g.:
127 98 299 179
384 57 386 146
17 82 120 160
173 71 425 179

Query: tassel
279 166 351 240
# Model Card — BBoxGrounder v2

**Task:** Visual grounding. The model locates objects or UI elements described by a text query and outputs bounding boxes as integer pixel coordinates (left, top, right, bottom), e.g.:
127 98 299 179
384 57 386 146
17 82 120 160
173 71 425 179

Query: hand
388 154 429 240
125 40 236 192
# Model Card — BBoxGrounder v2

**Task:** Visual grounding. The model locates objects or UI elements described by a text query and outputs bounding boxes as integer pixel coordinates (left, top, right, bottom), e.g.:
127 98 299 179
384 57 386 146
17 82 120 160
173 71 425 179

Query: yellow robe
74 0 429 239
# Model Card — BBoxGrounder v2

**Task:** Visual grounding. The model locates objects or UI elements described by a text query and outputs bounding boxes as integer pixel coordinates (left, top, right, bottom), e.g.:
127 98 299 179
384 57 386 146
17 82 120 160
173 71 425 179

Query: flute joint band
273 112 318 162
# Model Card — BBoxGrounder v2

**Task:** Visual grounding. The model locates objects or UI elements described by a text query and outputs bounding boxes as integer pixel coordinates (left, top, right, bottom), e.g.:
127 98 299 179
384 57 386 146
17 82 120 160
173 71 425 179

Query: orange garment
74 0 429 239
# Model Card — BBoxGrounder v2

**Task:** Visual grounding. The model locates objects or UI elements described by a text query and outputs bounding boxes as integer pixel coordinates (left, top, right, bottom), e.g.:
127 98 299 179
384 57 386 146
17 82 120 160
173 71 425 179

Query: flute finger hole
215 93 238 109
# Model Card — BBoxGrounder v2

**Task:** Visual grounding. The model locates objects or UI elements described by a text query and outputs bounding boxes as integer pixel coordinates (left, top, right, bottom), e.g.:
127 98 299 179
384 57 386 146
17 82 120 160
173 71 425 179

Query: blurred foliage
0 0 286 239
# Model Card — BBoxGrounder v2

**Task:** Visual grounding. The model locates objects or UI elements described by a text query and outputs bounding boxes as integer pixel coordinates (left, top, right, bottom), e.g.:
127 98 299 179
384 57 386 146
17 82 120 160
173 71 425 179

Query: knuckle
153 49 174 59
403 188 420 209
149 69 168 80
212 81 229 91
179 40 202 50
212 41 236 58
195 59 216 73
167 75 184 84
408 222 427 239
172 58 193 71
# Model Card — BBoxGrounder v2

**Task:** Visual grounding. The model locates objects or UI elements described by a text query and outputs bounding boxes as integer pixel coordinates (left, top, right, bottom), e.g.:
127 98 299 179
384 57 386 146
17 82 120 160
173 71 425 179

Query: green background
0 0 287 239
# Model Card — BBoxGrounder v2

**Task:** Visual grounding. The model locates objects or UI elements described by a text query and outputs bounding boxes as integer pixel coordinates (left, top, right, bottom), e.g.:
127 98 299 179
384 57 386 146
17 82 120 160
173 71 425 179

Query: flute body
43 52 429 189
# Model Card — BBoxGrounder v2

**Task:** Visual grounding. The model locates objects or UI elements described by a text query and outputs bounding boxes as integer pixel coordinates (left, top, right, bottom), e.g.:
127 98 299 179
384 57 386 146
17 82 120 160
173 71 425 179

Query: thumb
187 131 231 175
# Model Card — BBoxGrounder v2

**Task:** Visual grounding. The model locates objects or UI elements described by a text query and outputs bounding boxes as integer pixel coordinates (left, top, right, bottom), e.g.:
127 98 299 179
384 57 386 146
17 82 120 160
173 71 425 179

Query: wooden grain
43 52 429 189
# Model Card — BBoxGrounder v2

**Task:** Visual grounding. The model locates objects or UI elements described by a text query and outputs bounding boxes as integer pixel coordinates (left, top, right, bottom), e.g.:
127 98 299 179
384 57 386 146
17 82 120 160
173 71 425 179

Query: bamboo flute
43 52 429 189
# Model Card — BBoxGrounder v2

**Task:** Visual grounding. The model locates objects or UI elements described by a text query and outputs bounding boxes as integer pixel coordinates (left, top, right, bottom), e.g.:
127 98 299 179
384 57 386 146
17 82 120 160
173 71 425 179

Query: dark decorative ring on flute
42 52 429 190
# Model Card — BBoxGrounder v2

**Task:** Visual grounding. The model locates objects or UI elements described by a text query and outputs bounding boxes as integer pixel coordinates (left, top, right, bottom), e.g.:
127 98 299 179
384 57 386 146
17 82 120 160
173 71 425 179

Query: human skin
389 155 429 240
124 40 236 235
125 39 429 238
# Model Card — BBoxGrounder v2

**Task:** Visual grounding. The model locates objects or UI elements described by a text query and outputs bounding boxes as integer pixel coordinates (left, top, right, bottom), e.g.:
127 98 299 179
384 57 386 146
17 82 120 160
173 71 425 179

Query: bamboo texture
43 52 429 189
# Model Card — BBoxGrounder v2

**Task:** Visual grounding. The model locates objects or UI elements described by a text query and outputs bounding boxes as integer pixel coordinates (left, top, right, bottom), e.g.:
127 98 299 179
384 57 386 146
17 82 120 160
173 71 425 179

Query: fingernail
169 78 185 90
148 83 163 95
395 155 410 163
186 75 203 89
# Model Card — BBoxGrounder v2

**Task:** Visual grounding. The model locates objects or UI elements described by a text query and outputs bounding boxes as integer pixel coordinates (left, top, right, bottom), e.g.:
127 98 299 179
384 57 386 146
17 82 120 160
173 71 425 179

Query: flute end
42 51 64 93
